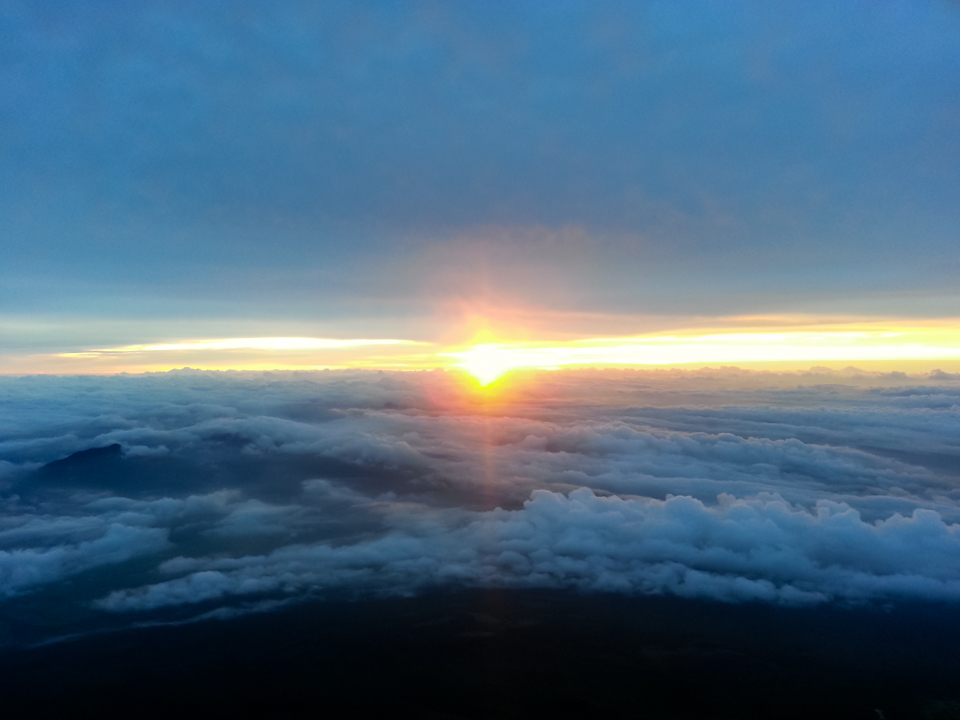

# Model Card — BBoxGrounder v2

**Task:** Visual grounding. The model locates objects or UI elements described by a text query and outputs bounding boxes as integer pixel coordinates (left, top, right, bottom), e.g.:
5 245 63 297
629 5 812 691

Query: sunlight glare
447 343 520 386
442 326 960 382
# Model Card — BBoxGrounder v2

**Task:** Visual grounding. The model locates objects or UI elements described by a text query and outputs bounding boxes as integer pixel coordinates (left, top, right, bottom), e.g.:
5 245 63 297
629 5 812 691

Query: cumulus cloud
97 488 960 612
1 368 960 625
0 522 168 598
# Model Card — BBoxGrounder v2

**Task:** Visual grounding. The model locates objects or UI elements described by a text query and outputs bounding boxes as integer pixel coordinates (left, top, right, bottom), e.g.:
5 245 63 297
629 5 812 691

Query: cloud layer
2 368 960 626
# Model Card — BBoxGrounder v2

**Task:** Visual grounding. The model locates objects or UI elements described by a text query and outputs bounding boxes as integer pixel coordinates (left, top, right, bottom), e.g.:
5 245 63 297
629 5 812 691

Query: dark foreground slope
1 590 958 720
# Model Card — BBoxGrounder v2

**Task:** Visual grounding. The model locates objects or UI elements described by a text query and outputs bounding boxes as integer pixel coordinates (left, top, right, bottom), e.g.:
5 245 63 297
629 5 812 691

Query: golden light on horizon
20 319 960 376
441 326 960 384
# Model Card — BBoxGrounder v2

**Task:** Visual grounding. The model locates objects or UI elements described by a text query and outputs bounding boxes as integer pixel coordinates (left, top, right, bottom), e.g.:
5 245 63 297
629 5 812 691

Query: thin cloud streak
59 337 426 357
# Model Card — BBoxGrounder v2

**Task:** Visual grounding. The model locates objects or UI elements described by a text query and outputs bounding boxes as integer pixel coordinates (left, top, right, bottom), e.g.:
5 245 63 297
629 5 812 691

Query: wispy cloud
59 337 425 357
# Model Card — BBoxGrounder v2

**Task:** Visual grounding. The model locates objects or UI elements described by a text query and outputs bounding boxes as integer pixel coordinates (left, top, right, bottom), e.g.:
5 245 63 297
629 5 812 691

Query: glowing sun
443 343 522 386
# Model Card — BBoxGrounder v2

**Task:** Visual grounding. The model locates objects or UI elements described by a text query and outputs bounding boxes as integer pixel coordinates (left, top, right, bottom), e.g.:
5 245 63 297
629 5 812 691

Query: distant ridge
43 443 122 469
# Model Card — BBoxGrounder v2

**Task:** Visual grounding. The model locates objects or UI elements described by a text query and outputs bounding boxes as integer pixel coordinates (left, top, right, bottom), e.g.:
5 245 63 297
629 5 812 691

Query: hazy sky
3 1 960 368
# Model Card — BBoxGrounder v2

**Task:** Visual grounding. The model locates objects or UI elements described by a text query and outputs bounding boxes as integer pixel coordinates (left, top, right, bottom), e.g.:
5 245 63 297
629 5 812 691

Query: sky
5 11 960 707
3 0 960 374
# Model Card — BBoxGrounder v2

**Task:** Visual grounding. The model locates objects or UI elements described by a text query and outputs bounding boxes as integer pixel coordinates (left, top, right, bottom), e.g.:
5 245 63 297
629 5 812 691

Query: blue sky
3 1 960 368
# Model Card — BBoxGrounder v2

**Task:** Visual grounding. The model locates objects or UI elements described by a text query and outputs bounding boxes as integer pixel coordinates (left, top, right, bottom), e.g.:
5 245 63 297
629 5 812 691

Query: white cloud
98 488 960 612
0 524 169 598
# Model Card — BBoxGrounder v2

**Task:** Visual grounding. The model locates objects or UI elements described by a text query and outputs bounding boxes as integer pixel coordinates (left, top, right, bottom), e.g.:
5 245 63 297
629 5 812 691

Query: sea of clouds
1 367 959 626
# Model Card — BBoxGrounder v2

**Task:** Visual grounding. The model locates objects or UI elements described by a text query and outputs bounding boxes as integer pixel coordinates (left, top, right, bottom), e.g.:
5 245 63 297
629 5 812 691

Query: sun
442 342 526 386
440 328 564 386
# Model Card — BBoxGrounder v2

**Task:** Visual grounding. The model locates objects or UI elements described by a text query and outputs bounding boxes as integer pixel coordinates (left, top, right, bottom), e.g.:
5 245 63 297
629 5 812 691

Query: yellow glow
446 343 519 386
442 327 960 382
19 317 960 376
